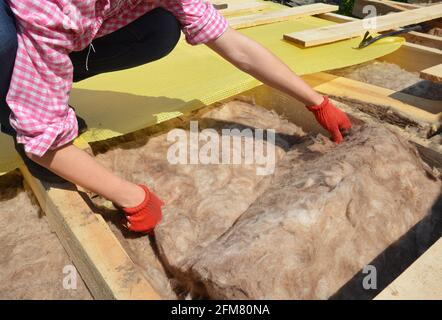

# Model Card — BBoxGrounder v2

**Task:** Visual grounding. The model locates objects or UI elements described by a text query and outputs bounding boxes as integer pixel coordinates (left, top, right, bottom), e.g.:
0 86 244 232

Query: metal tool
356 25 423 49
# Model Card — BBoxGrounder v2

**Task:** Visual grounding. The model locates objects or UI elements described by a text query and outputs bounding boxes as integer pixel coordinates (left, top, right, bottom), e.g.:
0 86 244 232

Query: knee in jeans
148 9 181 57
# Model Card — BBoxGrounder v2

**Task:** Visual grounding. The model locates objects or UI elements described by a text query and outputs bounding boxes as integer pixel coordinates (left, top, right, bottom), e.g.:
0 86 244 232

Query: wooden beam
375 237 442 300
320 11 442 50
317 12 442 71
400 31 442 50
374 0 421 11
352 0 420 19
20 165 160 300
228 3 339 30
302 72 441 126
316 12 358 24
421 63 442 83
351 0 442 49
220 2 269 17
380 41 442 72
284 4 442 47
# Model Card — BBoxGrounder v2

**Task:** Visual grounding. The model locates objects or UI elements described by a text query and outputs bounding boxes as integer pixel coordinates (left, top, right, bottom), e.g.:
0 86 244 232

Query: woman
0 0 351 233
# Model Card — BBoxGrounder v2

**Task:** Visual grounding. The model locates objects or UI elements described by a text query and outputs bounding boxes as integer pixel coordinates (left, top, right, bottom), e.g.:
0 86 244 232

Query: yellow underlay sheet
0 15 403 175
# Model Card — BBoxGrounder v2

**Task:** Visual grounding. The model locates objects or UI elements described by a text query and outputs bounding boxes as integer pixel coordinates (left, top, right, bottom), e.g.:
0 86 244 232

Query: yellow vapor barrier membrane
0 16 403 175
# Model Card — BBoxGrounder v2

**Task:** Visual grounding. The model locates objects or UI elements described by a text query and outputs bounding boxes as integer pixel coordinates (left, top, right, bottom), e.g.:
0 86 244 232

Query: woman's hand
306 96 352 144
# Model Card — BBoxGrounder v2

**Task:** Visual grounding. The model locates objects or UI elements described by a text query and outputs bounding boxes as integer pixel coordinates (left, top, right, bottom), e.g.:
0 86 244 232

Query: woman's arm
206 28 324 106
26 144 145 208
207 28 352 143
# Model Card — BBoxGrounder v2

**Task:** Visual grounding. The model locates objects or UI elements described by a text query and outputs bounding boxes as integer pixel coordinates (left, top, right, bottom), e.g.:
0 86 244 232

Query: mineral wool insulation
0 173 91 300
94 100 441 299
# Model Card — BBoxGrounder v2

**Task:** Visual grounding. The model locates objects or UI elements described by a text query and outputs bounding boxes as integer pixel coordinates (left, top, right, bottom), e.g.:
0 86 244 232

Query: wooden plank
320 11 442 50
375 237 442 300
380 41 442 72
284 4 442 47
352 0 420 18
318 12 442 71
220 2 269 17
316 12 359 24
421 63 442 83
400 31 442 50
228 3 339 30
351 0 442 49
375 0 421 11
20 165 160 300
302 72 441 125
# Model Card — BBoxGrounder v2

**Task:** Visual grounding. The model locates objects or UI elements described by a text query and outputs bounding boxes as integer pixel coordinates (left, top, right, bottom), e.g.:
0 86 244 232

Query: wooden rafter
303 72 441 127
380 42 442 72
318 12 442 70
228 3 338 30
351 0 442 50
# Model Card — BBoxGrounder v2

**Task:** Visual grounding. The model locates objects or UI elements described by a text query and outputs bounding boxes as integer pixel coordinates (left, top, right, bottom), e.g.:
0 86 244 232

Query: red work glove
306 96 352 144
122 185 164 233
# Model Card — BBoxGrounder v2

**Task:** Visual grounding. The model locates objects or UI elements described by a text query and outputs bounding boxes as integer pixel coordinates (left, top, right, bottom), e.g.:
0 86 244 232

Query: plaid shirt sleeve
6 1 78 157
162 0 229 45
6 0 228 157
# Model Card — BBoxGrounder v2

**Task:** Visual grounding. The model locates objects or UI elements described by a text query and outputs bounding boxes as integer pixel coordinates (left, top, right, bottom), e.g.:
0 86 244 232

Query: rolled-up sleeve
6 3 78 157
162 0 229 45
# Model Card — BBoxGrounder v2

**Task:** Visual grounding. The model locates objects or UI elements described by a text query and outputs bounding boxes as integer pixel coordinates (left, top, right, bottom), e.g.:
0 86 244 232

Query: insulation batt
95 101 441 299
0 173 91 299
185 125 441 299
94 101 305 297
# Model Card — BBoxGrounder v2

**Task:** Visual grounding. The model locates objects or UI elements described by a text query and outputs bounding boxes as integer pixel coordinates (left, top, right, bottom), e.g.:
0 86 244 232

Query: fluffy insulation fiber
94 101 441 299
95 101 304 297
0 173 91 299
185 125 441 299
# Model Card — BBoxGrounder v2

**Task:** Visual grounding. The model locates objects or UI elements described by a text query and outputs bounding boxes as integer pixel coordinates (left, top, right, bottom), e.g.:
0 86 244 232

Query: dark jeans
0 2 181 135
0 0 17 136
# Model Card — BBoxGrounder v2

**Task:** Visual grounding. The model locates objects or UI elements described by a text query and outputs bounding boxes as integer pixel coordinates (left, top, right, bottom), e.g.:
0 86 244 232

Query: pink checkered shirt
6 0 228 156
